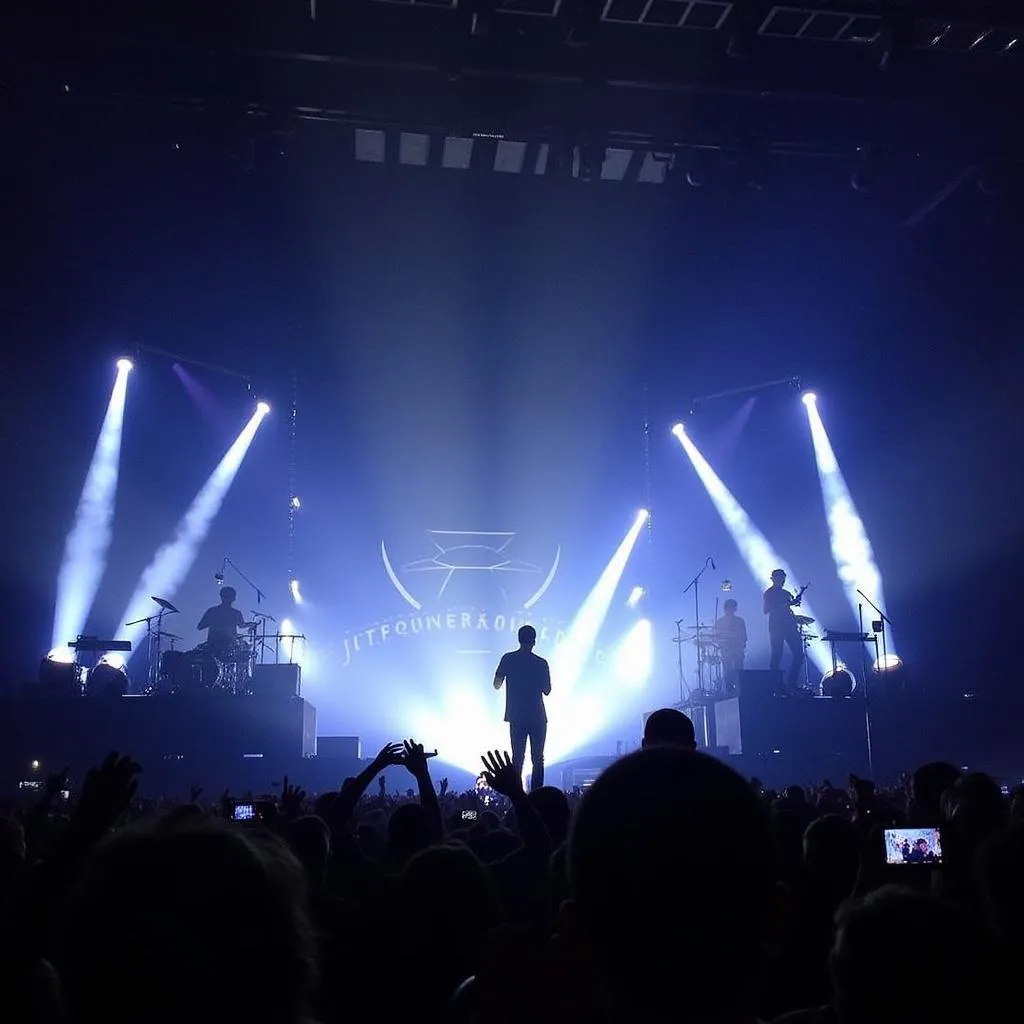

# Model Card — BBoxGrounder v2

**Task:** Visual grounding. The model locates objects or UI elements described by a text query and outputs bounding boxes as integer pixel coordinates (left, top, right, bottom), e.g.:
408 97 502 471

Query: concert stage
0 694 319 796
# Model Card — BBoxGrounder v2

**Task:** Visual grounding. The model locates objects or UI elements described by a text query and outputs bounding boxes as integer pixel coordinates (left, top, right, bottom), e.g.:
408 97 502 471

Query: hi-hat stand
126 596 181 693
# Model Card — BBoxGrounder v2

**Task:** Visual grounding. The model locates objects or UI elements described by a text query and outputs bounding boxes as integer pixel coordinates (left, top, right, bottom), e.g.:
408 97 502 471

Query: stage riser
0 696 316 795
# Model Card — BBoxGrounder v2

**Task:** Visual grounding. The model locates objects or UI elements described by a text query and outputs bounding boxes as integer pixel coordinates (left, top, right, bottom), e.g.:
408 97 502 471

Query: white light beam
673 426 830 673
51 362 132 649
804 397 894 655
118 405 269 653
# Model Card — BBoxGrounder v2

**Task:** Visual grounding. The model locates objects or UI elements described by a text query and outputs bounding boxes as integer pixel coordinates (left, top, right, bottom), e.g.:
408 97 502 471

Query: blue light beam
672 425 830 673
118 405 269 653
51 360 132 649
803 396 894 655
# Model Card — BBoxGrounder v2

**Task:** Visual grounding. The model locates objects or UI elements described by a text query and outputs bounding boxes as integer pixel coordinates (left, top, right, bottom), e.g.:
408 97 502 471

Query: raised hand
280 775 307 819
74 752 141 833
189 784 204 805
438 777 449 799
400 739 431 781
480 750 524 798
370 742 405 774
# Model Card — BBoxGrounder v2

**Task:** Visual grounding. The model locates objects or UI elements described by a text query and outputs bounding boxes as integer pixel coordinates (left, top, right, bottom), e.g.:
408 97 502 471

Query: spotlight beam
673 427 831 673
804 399 895 655
549 509 649 700
51 361 132 649
118 405 269 654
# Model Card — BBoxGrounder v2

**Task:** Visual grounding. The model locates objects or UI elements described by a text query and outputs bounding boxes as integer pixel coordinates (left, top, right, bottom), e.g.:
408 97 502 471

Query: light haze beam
51 361 132 649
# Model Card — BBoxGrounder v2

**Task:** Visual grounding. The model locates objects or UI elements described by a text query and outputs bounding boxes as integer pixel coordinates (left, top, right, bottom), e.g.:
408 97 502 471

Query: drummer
197 586 248 658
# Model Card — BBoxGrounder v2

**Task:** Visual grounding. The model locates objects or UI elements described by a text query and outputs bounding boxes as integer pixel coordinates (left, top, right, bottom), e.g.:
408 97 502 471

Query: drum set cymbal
794 615 816 626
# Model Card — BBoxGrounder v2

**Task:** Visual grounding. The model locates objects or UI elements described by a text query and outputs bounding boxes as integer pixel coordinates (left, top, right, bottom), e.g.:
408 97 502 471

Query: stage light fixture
821 665 856 697
637 509 649 525
290 495 301 510
289 579 304 605
626 585 645 608
39 650 82 694
874 654 903 673
256 400 271 415
671 422 685 437
116 357 134 373
87 654 129 697
801 391 817 406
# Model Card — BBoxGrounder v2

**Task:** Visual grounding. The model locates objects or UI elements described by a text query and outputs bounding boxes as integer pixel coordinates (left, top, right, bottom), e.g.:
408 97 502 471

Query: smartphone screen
461 809 478 822
232 803 256 821
884 826 942 865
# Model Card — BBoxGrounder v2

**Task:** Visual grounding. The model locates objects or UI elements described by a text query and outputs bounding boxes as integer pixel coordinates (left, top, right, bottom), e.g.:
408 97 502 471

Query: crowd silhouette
0 710 1019 1024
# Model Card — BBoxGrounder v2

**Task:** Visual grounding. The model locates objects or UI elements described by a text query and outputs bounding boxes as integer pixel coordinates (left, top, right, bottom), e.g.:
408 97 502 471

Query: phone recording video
884 826 942 865
461 809 478 822
232 802 256 822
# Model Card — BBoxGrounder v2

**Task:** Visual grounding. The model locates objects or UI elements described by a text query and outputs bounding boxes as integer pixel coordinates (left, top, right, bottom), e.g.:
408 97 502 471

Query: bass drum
175 649 221 691
158 650 185 692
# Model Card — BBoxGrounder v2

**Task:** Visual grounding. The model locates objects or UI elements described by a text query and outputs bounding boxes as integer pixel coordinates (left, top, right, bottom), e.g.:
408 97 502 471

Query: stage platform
0 693 319 797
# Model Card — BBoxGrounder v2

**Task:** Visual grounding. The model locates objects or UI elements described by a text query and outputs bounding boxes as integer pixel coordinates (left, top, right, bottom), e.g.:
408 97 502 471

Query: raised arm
324 742 403 833
493 653 507 691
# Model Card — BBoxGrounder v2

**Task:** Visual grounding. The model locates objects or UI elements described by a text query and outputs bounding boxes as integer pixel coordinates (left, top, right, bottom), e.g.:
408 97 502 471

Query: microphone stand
221 556 266 605
856 588 893 674
682 557 715 701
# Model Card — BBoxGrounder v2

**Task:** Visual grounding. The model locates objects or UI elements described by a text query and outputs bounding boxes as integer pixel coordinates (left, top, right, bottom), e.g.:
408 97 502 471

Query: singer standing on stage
493 624 551 790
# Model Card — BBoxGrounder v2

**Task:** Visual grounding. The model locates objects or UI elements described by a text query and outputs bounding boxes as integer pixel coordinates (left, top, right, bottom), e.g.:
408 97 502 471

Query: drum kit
127 597 293 696
674 613 819 699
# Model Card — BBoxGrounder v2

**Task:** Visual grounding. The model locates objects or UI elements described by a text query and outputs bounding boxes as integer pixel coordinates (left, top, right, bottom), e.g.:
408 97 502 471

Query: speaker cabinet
251 663 301 699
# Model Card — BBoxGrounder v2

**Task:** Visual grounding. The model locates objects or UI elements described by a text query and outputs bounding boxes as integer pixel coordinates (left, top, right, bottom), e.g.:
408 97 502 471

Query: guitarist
763 569 809 692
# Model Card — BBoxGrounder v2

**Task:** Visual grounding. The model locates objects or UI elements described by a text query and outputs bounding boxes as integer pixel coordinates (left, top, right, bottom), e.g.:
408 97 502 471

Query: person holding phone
493 624 551 790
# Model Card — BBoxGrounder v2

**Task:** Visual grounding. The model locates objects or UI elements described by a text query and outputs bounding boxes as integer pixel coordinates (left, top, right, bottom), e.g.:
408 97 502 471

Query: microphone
252 610 276 622
213 571 225 585
710 556 717 570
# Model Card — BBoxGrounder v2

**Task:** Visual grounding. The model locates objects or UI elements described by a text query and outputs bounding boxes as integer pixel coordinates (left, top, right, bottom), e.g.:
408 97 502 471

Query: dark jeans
769 627 805 689
509 718 547 791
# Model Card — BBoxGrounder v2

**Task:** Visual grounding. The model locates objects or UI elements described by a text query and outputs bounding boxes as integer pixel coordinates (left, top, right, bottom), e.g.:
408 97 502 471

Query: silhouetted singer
493 624 551 790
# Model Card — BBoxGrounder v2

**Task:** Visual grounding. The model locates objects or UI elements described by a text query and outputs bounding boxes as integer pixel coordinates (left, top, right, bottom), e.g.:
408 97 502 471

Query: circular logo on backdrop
381 530 561 612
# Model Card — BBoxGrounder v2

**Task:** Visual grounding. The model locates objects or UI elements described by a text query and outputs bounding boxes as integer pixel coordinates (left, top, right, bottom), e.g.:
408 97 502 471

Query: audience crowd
1 706 1020 1024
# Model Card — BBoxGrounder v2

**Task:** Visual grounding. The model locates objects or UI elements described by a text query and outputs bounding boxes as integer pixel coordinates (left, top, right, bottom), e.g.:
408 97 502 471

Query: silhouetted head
59 817 315 1024
287 815 331 887
910 761 961 823
831 886 995 1024
642 707 697 750
803 814 859 892
518 624 537 649
564 748 778 1021
770 569 786 585
219 586 237 605
529 785 572 846
977 822 1024 956
388 802 433 864
723 599 738 614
